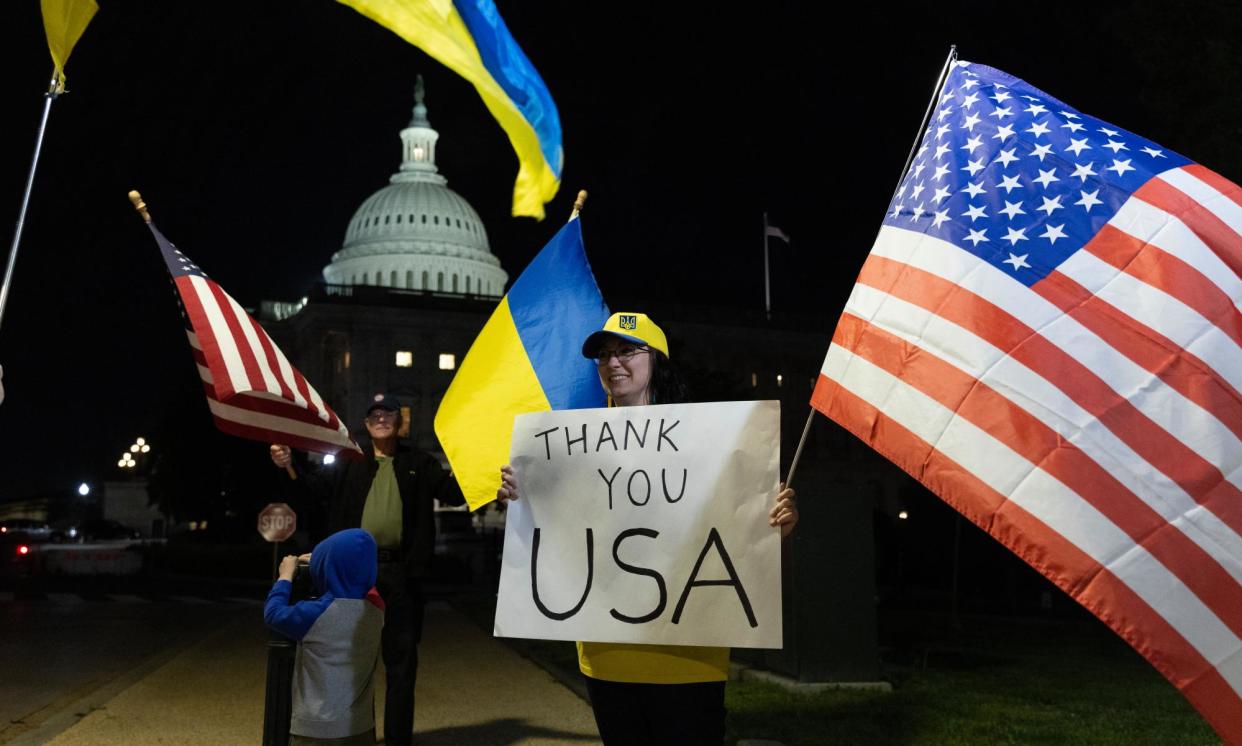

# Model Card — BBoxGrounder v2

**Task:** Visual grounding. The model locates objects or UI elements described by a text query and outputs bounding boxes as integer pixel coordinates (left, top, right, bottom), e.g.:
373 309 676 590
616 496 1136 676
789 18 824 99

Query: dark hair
647 350 688 404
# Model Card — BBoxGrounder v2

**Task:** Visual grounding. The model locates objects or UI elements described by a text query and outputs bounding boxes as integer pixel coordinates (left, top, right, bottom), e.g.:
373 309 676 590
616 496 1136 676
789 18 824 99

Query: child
264 528 385 745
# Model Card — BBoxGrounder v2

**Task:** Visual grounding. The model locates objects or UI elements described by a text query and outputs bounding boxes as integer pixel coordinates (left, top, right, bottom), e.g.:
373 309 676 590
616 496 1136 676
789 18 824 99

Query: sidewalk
26 601 601 745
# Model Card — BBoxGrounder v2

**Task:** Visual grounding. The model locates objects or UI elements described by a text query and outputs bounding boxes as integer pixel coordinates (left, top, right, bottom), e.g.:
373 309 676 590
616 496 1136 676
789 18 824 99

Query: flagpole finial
569 189 588 221
128 190 151 223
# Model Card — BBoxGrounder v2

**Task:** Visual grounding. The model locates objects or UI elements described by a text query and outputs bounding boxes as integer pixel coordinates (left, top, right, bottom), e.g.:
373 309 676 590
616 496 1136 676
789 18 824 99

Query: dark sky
2 0 1240 500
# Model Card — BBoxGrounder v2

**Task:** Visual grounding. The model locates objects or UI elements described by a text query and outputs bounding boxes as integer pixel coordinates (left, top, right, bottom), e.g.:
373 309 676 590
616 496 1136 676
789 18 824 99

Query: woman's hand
496 464 519 503
769 484 799 539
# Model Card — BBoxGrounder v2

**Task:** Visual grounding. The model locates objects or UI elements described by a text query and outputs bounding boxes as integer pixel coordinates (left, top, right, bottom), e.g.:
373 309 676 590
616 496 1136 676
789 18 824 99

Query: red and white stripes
180 277 359 458
813 166 1242 742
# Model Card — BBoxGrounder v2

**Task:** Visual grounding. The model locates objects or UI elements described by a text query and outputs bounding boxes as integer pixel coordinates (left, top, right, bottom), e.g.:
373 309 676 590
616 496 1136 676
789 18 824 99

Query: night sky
1 1 1240 500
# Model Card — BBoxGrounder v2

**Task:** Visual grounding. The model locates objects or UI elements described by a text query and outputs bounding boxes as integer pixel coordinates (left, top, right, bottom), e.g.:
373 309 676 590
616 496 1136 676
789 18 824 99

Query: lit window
751 373 758 387
399 406 412 438
343 351 351 369
395 351 413 368
439 354 456 370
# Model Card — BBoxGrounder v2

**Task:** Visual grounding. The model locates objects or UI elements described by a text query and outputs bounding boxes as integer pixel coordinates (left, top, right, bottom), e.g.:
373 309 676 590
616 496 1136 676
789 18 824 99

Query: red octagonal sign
258 503 297 543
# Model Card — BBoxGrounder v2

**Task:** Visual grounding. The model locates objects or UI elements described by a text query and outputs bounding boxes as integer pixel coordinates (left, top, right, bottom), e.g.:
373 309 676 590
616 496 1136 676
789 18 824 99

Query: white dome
323 82 508 297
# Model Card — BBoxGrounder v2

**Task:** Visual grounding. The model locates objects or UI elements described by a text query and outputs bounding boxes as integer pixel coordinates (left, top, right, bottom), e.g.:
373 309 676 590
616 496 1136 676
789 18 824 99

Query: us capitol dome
322 77 508 297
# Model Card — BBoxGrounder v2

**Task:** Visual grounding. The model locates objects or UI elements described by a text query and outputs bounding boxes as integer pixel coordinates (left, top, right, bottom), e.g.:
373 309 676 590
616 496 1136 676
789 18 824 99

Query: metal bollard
262 630 296 746
262 558 312 746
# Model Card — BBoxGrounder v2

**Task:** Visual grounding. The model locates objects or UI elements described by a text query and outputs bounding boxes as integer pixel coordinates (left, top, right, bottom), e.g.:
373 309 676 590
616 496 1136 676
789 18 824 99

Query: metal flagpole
783 45 958 491
889 45 958 213
763 212 772 321
0 72 62 332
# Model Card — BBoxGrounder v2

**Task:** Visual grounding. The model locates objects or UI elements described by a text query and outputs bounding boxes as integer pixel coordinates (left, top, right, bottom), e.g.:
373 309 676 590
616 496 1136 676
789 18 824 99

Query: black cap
365 393 401 414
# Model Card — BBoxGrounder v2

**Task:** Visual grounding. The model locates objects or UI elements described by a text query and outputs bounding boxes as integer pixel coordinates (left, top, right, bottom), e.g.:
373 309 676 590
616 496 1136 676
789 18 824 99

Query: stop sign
258 503 297 543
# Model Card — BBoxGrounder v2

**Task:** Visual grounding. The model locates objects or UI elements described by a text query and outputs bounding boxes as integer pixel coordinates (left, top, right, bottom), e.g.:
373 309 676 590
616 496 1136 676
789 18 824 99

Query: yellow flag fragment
41 0 98 92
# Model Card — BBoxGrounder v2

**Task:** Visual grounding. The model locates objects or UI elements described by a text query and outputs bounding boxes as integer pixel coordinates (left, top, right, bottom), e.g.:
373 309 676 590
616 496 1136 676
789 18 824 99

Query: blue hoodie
264 529 385 739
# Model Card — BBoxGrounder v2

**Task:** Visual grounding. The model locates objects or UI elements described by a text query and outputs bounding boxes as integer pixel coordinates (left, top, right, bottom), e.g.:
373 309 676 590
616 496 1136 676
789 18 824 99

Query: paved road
0 583 261 744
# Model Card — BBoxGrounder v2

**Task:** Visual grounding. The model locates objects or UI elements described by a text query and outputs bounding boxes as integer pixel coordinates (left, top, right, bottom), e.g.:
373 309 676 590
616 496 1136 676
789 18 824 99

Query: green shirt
360 456 403 549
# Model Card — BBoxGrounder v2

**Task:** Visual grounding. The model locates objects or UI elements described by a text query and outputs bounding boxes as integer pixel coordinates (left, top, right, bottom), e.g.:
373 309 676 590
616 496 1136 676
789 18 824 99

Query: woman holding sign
497 311 798 745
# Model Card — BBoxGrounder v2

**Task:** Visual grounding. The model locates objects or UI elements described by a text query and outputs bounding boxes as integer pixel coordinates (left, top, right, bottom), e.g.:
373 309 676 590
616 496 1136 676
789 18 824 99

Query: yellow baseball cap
581 312 670 359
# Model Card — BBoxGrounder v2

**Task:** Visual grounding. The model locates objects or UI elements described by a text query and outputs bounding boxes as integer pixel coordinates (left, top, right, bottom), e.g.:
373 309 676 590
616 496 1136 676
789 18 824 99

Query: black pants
584 676 727 746
376 561 424 746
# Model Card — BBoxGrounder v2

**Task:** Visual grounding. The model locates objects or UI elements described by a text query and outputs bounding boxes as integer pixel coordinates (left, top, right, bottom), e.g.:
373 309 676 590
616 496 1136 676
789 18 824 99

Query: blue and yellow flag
434 218 608 509
338 0 563 220
41 0 98 92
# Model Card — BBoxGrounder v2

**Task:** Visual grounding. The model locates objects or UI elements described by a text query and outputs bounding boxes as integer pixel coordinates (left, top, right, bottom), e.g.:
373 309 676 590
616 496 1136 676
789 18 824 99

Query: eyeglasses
594 345 650 365
366 410 397 423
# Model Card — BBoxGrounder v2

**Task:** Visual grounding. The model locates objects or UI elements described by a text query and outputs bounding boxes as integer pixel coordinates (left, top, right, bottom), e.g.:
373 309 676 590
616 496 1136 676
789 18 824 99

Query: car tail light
17 545 30 556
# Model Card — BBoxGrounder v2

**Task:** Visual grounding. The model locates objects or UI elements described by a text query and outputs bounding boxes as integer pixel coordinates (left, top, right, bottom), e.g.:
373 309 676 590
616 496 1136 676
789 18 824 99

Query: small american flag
813 60 1242 741
147 222 362 458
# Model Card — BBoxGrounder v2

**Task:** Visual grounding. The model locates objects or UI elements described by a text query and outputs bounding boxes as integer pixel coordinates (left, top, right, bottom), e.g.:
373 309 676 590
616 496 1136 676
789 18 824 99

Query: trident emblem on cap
619 315 637 330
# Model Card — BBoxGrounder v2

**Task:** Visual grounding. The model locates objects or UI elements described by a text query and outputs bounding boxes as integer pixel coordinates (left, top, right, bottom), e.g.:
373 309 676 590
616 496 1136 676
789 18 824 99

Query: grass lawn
451 593 1218 745
726 610 1217 745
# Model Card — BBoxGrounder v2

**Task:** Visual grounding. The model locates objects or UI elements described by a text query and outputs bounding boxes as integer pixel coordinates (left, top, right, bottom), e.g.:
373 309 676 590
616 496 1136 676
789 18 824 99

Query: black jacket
286 444 465 577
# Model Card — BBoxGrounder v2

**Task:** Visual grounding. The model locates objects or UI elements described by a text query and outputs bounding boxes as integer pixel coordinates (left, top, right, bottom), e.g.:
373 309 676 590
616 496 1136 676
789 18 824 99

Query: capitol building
263 79 511 447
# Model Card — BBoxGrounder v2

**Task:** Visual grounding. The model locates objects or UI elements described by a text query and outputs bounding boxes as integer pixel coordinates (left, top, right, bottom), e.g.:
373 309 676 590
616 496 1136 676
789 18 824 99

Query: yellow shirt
577 642 729 684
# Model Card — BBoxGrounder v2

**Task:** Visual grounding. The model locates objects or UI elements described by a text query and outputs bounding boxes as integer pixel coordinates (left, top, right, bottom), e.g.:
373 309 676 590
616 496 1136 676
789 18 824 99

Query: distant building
262 80 898 685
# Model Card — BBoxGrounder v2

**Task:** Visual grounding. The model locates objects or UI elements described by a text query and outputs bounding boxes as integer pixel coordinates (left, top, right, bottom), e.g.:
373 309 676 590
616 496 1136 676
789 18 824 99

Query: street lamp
116 437 151 473
77 483 90 497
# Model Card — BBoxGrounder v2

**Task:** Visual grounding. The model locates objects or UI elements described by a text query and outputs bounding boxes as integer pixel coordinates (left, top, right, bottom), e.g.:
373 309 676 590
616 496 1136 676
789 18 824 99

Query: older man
271 392 463 746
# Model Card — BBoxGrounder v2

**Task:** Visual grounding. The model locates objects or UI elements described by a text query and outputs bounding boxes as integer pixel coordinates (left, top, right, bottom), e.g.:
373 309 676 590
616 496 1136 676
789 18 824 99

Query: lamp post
117 437 152 475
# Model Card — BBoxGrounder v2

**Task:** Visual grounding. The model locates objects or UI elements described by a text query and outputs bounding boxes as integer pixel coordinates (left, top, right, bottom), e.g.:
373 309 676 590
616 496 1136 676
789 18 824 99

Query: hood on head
309 528 377 600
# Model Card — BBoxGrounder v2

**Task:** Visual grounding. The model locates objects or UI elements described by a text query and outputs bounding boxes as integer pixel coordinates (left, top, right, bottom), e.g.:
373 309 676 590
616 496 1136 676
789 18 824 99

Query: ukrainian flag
338 0 563 220
435 218 608 509
41 0 98 92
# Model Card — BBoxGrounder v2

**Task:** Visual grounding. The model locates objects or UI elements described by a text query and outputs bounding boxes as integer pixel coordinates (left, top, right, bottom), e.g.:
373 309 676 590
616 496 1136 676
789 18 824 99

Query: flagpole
783 46 957 491
763 212 772 322
0 72 61 331
888 44 957 211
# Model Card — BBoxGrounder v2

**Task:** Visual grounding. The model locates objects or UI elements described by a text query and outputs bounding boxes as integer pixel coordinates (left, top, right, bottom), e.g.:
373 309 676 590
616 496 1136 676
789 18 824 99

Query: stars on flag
883 62 1188 284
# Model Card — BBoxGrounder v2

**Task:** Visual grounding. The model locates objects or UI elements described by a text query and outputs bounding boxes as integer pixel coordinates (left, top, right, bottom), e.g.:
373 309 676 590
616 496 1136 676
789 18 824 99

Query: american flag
147 223 362 458
812 60 1242 741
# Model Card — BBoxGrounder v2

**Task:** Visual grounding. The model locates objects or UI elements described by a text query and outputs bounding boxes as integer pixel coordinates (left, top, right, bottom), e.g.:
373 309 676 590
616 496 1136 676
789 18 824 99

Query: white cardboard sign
494 400 782 649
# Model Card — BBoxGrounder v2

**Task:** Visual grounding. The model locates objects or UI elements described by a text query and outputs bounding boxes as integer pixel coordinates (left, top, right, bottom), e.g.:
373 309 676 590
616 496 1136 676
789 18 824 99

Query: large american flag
147 223 362 458
812 60 1242 741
